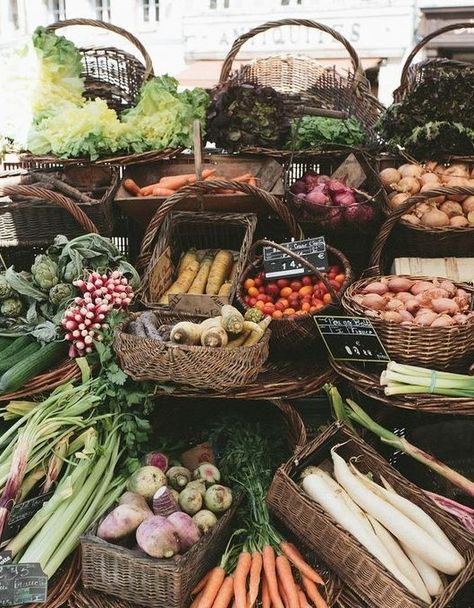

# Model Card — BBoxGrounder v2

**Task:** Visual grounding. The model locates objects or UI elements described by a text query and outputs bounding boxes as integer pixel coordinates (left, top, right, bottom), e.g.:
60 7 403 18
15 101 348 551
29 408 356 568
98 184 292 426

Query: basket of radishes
81 457 238 608
342 274 474 370
237 239 353 354
288 171 382 233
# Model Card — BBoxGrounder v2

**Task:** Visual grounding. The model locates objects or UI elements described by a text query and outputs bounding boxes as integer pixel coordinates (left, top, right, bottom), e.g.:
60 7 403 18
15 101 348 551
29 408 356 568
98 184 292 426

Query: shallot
361 294 386 310
362 282 388 295
387 278 414 293
431 298 459 314
431 314 454 327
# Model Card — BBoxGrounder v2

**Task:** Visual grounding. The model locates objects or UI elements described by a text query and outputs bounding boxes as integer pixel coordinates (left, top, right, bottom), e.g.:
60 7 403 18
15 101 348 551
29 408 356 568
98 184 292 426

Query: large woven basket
21 19 180 167
114 311 270 391
342 274 474 370
267 421 474 608
370 185 474 272
236 238 353 355
0 165 118 242
212 18 383 156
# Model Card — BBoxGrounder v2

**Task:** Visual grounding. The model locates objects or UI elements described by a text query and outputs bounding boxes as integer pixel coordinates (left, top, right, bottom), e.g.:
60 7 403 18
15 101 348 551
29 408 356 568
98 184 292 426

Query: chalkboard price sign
315 316 390 363
2 491 53 543
263 237 328 279
0 563 47 606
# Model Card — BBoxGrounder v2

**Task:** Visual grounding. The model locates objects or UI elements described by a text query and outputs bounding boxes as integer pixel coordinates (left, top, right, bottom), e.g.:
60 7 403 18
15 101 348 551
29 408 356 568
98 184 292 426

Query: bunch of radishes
290 171 377 229
61 271 134 357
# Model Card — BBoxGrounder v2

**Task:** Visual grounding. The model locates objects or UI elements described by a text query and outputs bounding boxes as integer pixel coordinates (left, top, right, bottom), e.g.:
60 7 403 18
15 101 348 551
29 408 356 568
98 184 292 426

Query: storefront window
47 0 66 21
95 0 111 22
8 0 19 30
142 0 160 22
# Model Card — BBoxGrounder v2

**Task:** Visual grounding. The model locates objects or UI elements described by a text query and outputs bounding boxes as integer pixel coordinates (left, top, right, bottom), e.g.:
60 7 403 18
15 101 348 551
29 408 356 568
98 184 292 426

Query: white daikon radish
379 476 464 567
302 473 419 597
331 448 463 575
401 542 445 597
367 515 431 603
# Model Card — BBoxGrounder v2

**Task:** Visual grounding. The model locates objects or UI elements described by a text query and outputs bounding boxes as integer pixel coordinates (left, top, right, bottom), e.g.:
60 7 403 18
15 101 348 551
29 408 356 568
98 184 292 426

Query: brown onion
431 298 459 314
362 282 388 295
420 183 445 205
440 281 456 296
445 177 470 201
401 214 421 225
419 288 449 304
441 164 470 183
395 177 421 195
440 201 463 217
450 216 469 227
379 168 401 188
387 277 415 293
398 164 423 179
414 202 432 217
389 193 410 210
424 161 438 173
463 196 474 214
455 287 468 297
431 314 454 327
395 291 414 302
454 296 470 311
420 209 450 228
405 299 420 314
399 310 414 322
419 172 440 186
361 293 386 310
386 299 404 311
453 314 469 324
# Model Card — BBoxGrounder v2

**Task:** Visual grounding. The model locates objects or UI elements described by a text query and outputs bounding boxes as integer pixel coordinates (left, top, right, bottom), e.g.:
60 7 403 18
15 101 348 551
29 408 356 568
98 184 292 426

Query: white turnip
127 466 167 501
193 510 218 534
204 485 233 514
179 487 203 515
166 466 192 490
193 462 221 486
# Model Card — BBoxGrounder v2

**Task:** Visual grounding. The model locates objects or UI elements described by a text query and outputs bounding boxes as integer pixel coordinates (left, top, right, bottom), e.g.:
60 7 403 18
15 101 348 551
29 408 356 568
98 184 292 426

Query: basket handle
135 179 304 272
219 19 365 90
249 238 341 305
1 184 99 234
369 185 474 272
46 18 154 81
399 22 474 90
270 399 307 456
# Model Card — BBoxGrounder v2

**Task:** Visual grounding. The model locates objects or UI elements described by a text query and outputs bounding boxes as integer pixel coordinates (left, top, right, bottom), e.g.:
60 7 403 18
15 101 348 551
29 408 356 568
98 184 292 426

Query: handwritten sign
0 563 47 606
315 316 390 363
263 237 328 279
2 492 54 543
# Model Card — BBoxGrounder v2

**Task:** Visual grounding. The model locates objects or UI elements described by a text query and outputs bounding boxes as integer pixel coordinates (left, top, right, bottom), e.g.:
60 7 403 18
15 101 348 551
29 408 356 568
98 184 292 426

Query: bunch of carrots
123 169 257 198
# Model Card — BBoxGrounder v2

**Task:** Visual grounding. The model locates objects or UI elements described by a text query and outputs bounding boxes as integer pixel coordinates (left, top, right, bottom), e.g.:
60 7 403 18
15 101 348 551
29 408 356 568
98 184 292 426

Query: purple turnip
143 451 169 472
204 485 233 514
153 486 179 517
136 515 179 558
193 463 221 486
127 466 167 501
97 505 148 543
167 512 201 552
193 510 218 534
178 486 203 515
118 492 154 518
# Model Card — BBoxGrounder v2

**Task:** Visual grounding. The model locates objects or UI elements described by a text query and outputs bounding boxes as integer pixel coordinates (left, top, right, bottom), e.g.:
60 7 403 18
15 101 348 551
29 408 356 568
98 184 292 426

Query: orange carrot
190 589 204 608
199 566 226 608
280 542 325 585
276 555 299 608
201 168 217 179
158 174 194 190
262 545 284 608
192 571 211 596
150 186 175 196
277 579 289 608
230 173 253 182
262 573 271 608
247 177 257 187
212 575 234 608
247 551 263 608
233 551 252 608
123 178 142 196
302 576 328 608
297 587 311 608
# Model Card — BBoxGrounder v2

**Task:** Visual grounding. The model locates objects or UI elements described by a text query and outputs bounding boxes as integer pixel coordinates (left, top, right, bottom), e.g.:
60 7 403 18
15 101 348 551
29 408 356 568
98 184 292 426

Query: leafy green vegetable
405 122 474 158
206 82 289 151
5 267 47 302
287 115 367 150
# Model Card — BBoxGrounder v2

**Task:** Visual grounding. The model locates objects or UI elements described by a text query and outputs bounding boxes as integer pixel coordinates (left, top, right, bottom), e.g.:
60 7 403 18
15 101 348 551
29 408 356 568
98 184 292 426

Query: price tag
0 556 11 567
314 316 390 363
263 237 328 280
2 491 54 543
0 563 47 606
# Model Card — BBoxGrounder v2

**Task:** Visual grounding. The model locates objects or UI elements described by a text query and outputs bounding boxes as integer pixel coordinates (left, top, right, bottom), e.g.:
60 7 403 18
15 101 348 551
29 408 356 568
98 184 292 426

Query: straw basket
267 422 474 608
22 19 180 166
211 19 383 156
342 274 474 371
236 238 353 355
114 311 270 391
370 185 474 272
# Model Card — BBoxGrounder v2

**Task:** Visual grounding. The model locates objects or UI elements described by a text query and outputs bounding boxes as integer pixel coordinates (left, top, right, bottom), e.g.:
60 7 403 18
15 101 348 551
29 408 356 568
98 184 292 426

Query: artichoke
1 297 23 318
49 283 75 306
0 274 12 300
31 255 59 290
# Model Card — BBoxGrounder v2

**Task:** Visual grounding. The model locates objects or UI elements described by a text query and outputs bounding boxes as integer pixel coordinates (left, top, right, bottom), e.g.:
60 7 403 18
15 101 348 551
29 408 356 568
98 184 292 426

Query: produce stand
0 15 473 608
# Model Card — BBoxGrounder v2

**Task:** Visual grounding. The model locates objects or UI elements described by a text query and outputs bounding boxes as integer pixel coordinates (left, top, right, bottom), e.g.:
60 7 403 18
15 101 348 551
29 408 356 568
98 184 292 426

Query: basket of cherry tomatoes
236 239 353 354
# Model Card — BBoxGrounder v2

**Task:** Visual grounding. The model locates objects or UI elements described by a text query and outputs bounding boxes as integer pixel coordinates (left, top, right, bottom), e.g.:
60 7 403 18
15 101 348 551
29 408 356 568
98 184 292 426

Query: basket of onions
342 274 474 370
378 161 474 258
289 171 382 232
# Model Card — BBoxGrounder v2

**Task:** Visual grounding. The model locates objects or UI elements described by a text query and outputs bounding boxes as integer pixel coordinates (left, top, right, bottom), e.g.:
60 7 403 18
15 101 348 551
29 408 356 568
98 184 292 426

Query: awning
177 57 382 88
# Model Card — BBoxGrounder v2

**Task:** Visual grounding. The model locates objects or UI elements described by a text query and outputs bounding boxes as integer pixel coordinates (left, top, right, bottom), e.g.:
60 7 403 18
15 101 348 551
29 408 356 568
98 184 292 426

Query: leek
380 361 474 397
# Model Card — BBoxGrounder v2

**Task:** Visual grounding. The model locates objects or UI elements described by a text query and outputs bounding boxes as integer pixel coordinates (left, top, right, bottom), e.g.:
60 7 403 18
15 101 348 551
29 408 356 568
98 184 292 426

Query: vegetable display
290 170 379 229
351 276 473 326
380 161 474 227
287 116 367 150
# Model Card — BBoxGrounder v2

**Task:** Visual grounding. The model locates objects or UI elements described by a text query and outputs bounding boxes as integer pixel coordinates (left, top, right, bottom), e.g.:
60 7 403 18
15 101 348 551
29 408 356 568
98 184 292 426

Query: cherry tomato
247 286 259 297
301 276 313 286
313 287 324 300
272 310 283 319
249 297 257 306
312 298 324 307
263 304 275 316
290 280 302 292
255 301 265 310
335 273 345 284
301 302 311 312
266 282 280 296
254 277 263 288
280 286 293 299
258 286 266 294
299 285 313 298
329 279 341 290
276 278 290 289
323 293 332 304
301 296 312 305
329 265 341 274
276 298 289 309
283 308 296 317
295 310 307 316
244 278 255 290
257 293 269 302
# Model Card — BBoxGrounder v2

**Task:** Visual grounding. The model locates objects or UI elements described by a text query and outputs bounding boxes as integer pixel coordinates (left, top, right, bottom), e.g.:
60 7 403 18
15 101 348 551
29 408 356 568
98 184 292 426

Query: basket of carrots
114 305 271 390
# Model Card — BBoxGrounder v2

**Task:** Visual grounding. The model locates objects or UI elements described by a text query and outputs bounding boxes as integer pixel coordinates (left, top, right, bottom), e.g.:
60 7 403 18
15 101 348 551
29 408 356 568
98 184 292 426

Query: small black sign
263 237 328 280
0 563 47 606
0 556 11 568
315 316 390 363
2 492 53 543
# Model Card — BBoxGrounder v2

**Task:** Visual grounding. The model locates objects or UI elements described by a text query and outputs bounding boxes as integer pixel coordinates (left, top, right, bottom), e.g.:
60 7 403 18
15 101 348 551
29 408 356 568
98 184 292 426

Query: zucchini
0 336 33 361
0 337 14 351
0 342 41 374
0 341 67 395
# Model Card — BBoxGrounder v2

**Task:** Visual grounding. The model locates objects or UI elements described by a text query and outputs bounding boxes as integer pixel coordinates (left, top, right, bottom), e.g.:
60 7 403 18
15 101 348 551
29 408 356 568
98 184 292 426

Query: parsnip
159 259 200 304
206 250 234 295
178 249 198 274
170 322 201 345
188 255 214 295
201 326 228 348
221 305 244 336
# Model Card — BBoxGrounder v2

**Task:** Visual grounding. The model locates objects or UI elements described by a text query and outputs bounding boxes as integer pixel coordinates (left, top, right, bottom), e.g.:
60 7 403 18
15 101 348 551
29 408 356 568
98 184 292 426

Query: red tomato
299 285 313 298
280 287 293 299
329 279 341 290
257 294 268 302
263 305 275 316
247 286 259 297
249 297 257 306
301 276 313 286
276 278 290 289
266 282 280 296
244 278 255 290
258 286 266 294
290 280 302 292
335 273 345 284
274 301 285 312
254 277 263 288
329 265 341 274
313 287 324 300
272 310 283 319
301 295 312 305
312 298 324 307
323 293 332 304
316 281 326 291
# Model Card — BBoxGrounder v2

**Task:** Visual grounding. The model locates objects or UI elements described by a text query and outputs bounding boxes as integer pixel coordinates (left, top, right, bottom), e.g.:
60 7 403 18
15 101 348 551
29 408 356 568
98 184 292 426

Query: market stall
0 16 472 608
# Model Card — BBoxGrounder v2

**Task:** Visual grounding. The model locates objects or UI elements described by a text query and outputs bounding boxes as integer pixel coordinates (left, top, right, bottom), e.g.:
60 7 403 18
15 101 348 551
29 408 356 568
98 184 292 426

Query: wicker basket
213 18 383 156
342 274 474 370
236 238 353 355
137 178 303 300
267 421 474 608
81 496 239 608
370 185 474 272
0 165 118 242
21 19 180 167
330 359 474 416
114 311 270 391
